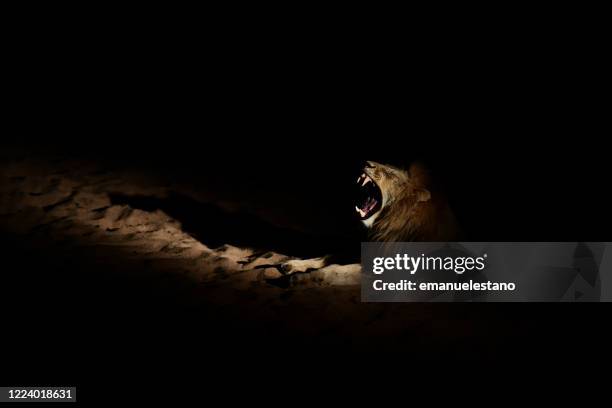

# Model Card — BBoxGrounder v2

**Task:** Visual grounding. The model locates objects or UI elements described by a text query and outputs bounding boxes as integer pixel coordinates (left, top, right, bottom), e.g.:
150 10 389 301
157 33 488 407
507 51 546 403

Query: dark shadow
109 192 360 259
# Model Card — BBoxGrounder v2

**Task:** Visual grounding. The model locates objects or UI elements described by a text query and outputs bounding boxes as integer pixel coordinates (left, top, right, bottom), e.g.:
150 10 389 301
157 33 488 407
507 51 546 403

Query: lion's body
275 161 460 279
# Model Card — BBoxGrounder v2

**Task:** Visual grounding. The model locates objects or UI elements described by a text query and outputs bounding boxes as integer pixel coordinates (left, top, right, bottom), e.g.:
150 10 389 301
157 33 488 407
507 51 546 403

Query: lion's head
355 161 459 241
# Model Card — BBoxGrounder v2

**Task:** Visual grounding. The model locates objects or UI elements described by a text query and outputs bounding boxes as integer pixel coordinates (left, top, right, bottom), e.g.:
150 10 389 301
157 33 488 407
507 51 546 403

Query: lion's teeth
355 206 366 217
362 176 371 186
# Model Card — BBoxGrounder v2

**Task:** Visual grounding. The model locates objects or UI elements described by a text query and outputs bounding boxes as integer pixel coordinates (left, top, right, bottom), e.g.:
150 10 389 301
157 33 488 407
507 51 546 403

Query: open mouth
355 172 383 220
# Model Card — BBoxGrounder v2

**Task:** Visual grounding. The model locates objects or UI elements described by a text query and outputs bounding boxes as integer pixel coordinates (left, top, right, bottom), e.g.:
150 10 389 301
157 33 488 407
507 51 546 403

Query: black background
6 11 609 243
1 7 611 402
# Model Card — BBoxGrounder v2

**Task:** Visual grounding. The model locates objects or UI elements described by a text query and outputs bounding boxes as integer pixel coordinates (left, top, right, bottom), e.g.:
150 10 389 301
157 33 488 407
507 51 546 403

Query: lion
355 160 459 242
273 160 460 277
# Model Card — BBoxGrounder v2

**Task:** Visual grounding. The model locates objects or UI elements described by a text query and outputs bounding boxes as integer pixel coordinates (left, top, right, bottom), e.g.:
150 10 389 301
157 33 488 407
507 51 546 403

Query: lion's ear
416 188 431 202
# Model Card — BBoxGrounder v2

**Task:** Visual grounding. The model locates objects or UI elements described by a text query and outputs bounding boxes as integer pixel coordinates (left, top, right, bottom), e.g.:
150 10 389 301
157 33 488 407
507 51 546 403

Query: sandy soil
0 154 531 360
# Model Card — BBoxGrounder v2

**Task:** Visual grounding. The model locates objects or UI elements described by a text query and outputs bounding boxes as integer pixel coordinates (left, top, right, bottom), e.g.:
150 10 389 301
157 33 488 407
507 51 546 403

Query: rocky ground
0 152 535 364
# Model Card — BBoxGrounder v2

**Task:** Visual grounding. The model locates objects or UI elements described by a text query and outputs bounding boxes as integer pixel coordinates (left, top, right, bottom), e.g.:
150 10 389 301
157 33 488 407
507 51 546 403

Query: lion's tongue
362 197 378 214
356 197 379 218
